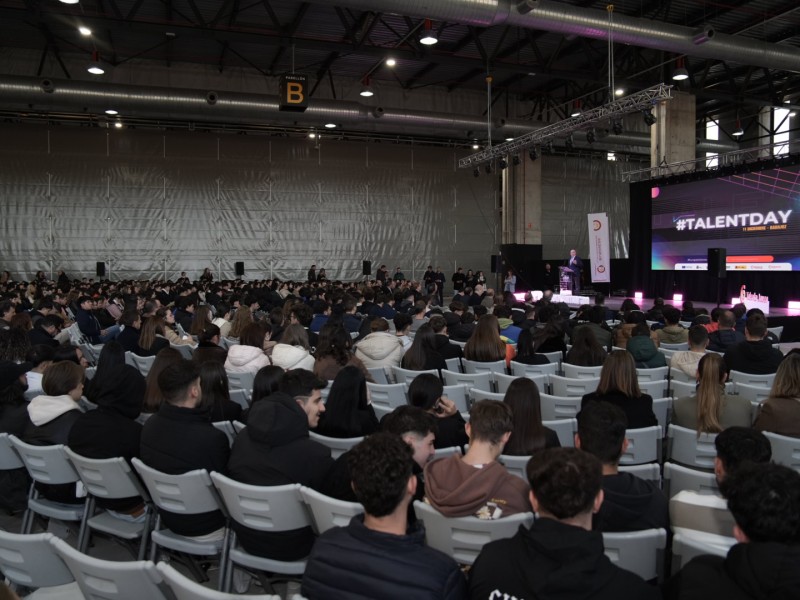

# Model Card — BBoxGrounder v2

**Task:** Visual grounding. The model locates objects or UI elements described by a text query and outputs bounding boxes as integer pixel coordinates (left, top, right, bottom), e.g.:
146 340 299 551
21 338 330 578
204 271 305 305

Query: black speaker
707 248 727 279
490 255 502 274
96 262 105 277
234 261 245 277
362 261 371 276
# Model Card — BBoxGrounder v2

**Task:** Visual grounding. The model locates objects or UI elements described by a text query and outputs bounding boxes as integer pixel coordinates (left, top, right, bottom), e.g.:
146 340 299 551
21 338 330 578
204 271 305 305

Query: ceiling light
528 147 539 161
732 121 744 137
789 111 797 118
114 121 123 129
419 19 438 45
359 77 374 97
504 137 514 142
672 57 689 81
87 51 104 75
472 140 479 150
104 109 118 115
642 110 657 127
59 0 79 4
607 152 617 161
324 123 337 129
78 26 92 36
615 88 625 97
385 58 396 67
308 132 317 139
570 100 582 118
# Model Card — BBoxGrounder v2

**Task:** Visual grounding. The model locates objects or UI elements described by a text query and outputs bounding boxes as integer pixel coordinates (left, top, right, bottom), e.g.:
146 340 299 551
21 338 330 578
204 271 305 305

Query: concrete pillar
501 155 542 245
651 91 696 171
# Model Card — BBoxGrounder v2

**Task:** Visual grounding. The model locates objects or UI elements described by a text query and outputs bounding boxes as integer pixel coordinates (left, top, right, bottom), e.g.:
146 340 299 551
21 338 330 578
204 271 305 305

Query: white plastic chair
549 374 599 397
413 501 534 566
170 343 196 360
366 367 389 385
619 462 661 485
669 369 695 384
766 326 783 342
764 431 800 472
494 372 546 394
130 353 157 376
666 425 717 470
441 369 493 393
562 364 603 379
299 486 364 535
432 446 463 460
469 388 506 403
539 351 563 365
442 384 470 413
229 388 251 411
543 418 578 448
728 370 775 388
660 342 688 351
444 357 463 373
391 366 438 384
366 382 408 411
671 531 731 574
509 361 558 382
498 453 531 480
733 382 770 402
226 370 256 394
213 421 238 447
663 462 719 498
636 366 669 382
638 379 669 399
157 562 282 600
308 431 363 459
540 393 582 420
0 530 76 593
462 359 508 378
651 397 672 432
619 426 663 465
602 528 667 582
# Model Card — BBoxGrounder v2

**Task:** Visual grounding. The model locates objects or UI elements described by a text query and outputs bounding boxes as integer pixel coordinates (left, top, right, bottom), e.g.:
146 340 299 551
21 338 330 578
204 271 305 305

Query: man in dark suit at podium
566 249 583 293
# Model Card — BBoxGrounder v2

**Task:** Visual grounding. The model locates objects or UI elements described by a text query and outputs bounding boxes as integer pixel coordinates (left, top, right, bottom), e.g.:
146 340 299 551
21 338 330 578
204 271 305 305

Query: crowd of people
0 268 798 599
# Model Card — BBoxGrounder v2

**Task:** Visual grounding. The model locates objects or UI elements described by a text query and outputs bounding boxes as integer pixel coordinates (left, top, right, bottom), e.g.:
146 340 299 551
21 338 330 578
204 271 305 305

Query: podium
559 266 574 293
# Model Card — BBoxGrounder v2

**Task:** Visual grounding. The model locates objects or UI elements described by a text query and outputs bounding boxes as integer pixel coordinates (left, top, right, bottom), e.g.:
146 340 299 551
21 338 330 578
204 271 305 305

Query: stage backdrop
0 123 497 282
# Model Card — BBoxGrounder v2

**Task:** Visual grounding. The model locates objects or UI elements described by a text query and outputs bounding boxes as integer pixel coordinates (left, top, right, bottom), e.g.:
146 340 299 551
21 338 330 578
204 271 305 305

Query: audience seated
224 322 272 373
139 347 183 420
24 344 54 398
84 341 145 411
428 315 464 359
502 378 560 454
313 323 370 381
401 324 447 372
530 305 567 356
226 369 333 560
302 433 466 600
469 447 659 599
27 314 60 347
315 366 378 438
407 374 468 450
116 310 143 354
424 399 530 519
240 365 284 423
198 361 242 422
136 314 171 357
75 295 120 343
656 306 688 344
492 305 521 343
754 353 800 437
566 325 608 367
576 401 668 532
671 353 751 432
354 318 404 372
464 314 511 363
582 350 658 429
613 309 646 349
665 462 800 599
670 325 708 378
192 323 227 365
707 310 744 353
627 322 667 368
572 305 613 352
0 360 33 512
723 313 783 375
139 360 229 540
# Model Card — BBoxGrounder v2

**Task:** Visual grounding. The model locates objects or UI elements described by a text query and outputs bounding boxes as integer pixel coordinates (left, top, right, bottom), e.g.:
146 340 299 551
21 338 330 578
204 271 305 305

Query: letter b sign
280 75 308 112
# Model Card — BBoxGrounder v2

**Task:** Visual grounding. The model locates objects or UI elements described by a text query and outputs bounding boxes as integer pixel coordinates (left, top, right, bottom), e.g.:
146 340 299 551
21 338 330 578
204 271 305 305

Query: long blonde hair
695 353 727 434
228 306 253 339
768 353 800 401
464 314 506 362
597 350 641 397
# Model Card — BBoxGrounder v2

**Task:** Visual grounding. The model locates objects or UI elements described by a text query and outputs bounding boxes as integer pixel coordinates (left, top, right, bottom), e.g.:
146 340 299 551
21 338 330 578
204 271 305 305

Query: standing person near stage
307 264 316 283
566 249 583 293
433 267 446 305
503 269 517 294
451 267 466 293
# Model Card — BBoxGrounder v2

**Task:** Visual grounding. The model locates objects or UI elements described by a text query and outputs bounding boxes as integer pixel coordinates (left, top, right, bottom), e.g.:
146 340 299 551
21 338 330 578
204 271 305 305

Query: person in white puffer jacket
271 324 316 372
224 323 272 374
354 319 404 374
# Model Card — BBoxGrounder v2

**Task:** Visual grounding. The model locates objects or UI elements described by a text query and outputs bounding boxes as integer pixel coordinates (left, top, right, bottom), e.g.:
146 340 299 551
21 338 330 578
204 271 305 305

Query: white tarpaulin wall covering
0 123 498 282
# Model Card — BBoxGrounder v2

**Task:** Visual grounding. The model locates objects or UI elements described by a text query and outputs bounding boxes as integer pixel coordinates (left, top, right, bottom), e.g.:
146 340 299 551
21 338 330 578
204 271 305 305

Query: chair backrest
509 361 558 379
226 370 256 393
212 421 238 447
444 357 462 373
0 530 74 588
539 351 563 365
636 366 669 382
651 397 672 431
469 388 506 403
658 347 677 361
666 425 717 470
441 384 470 413
299 486 364 535
462 359 507 377
50 536 170 600
432 446 463 460
130 353 157 376
766 326 783 341
413 501 534 565
619 426 663 465
494 372 546 394
663 462 719 498
542 418 577 448
64 449 149 501
170 344 196 360
660 342 688 350
602 528 667 582
549 375 599 397
229 388 251 410
671 532 731 574
233 420 246 434
392 366 438 384
638 379 669 399
669 379 696 398
131 458 222 515
669 369 695 384
125 351 137 369
157 562 282 600
540 394 582 420
372 404 393 421
763 431 800 472
8 435 80 485
562 363 604 379
728 370 775 388
441 369 493 393
498 453 530 480
210 473 311 532
308 431 363 459
366 367 389 385
366 382 408 410
733 382 771 403
618 462 661 485
0 431 24 470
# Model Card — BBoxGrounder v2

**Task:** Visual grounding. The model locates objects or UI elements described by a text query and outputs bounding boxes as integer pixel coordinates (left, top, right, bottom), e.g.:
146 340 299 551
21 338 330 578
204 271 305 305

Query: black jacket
707 328 745 352
226 393 334 560
140 402 229 536
0 402 31 511
432 334 464 360
135 336 170 357
84 364 145 415
664 542 800 600
302 514 466 600
594 472 669 533
582 390 658 429
469 518 660 600
27 326 59 348
723 339 784 375
193 342 228 366
116 327 142 354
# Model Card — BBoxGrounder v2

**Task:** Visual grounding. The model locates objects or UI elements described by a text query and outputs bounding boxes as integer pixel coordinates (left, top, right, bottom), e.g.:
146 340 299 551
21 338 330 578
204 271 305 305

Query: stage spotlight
512 154 521 166
634 292 643 301
586 129 596 144
611 119 623 135
485 163 492 175
473 167 480 178
564 135 574 151
528 147 539 161
643 110 657 126
498 157 508 170
788 301 800 310
672 293 683 303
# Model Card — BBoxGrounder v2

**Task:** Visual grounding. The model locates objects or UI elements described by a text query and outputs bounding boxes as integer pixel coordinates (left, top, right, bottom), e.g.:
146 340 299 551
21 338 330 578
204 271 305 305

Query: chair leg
137 507 154 561
220 529 234 592
77 497 94 552
20 484 37 534
149 514 162 562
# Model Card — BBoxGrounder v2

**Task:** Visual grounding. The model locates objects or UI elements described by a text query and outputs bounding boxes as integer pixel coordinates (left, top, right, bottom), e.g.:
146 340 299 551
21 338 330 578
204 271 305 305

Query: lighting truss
458 84 674 169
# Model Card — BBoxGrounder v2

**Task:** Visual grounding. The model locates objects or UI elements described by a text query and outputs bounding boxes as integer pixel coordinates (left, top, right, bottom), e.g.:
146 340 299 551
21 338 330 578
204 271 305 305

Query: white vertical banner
587 212 611 283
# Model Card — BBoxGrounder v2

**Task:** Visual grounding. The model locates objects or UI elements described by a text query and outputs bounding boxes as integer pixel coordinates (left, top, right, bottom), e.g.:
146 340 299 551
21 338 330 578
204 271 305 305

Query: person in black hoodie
226 369 333 560
139 360 229 538
407 374 467 450
469 447 659 600
0 360 33 512
83 341 145 414
723 313 783 375
576 401 668 532
664 462 800 600
428 315 464 361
